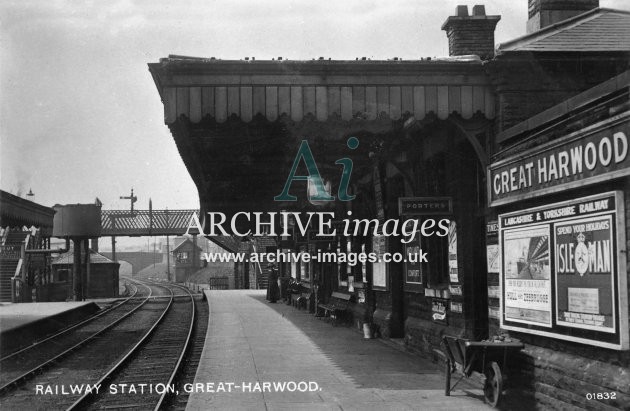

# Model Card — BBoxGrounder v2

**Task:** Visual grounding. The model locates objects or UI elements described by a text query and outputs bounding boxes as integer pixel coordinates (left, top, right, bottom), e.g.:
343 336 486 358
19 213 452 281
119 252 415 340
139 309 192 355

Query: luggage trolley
440 336 524 407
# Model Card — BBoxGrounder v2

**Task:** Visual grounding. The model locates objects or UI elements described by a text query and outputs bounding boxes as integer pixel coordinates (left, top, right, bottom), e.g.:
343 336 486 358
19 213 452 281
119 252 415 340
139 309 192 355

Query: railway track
68 282 195 410
163 293 209 410
0 279 151 392
0 280 195 410
0 279 140 362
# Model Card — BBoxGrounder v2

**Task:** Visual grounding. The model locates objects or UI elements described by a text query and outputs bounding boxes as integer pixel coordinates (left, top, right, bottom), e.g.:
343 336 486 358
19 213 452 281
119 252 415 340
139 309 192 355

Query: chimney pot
527 0 599 33
456 5 469 16
441 4 501 60
472 5 486 16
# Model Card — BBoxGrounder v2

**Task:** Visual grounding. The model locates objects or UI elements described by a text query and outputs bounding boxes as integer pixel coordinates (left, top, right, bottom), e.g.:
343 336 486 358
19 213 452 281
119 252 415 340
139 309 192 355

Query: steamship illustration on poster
505 233 549 280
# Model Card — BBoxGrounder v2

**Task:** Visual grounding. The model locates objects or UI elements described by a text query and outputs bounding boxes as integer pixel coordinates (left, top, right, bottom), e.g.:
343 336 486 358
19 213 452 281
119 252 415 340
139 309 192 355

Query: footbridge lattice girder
100 209 198 237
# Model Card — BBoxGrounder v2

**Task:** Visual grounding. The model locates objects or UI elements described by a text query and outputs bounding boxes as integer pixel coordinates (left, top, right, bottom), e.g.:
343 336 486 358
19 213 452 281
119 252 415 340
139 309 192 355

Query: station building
0 190 55 303
486 4 630 407
150 1 630 408
51 248 120 300
172 238 203 282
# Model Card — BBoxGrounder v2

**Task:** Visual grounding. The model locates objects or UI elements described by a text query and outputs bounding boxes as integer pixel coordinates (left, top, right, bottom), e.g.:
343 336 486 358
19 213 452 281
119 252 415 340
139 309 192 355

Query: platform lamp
52 203 102 301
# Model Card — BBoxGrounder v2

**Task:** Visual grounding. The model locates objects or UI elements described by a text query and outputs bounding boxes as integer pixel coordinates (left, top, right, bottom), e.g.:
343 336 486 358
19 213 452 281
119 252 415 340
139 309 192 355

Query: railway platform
189 290 491 411
0 301 100 355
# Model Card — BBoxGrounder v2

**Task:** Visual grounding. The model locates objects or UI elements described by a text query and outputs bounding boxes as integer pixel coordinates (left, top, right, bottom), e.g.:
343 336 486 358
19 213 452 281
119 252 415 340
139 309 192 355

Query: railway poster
403 229 423 292
448 221 459 283
554 215 615 333
371 235 388 290
502 225 551 327
499 191 628 349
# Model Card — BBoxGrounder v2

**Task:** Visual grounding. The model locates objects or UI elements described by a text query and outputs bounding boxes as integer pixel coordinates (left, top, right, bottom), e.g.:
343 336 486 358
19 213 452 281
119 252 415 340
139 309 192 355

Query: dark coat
267 268 280 302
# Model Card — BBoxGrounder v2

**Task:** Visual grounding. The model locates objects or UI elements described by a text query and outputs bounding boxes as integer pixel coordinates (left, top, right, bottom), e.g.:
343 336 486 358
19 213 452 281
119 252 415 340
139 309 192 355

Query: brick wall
444 20 498 60
441 6 500 61
492 58 628 133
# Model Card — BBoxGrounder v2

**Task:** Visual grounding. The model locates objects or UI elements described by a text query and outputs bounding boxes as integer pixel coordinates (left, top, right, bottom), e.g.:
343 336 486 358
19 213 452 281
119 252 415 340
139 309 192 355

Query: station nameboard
398 197 452 216
489 114 629 206
499 191 629 350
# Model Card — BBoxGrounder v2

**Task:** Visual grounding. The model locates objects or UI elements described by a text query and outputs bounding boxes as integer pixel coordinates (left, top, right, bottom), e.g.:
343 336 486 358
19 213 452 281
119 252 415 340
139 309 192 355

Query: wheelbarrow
439 336 524 407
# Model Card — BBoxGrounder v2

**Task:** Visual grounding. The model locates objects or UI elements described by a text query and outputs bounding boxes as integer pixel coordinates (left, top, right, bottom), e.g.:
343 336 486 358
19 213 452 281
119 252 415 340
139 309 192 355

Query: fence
184 276 229 292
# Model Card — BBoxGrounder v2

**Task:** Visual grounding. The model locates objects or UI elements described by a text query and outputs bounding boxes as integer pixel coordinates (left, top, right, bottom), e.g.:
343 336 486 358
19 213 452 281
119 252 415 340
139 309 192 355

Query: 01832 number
585 392 617 401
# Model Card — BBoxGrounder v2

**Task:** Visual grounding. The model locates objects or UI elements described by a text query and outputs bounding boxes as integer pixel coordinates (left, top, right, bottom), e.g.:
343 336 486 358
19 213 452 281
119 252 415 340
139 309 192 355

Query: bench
317 292 352 325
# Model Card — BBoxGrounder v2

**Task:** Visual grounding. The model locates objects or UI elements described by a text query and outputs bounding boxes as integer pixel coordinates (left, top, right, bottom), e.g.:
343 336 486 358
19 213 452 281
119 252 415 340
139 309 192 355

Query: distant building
0 190 55 302
171 238 202 282
52 249 120 300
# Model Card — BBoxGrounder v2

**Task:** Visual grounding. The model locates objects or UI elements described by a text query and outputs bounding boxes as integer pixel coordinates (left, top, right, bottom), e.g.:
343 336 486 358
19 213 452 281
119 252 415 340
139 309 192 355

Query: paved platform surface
0 301 100 355
188 290 490 411
0 301 98 332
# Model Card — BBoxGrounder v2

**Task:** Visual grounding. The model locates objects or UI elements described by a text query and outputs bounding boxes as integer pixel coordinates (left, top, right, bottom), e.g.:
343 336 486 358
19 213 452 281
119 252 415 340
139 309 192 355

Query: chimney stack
441 5 501 61
527 0 599 33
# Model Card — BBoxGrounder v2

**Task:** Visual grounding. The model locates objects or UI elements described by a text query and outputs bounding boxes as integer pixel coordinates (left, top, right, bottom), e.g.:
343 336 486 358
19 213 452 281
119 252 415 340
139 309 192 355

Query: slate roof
254 236 277 250
52 249 116 265
209 236 241 253
172 238 203 253
497 8 630 53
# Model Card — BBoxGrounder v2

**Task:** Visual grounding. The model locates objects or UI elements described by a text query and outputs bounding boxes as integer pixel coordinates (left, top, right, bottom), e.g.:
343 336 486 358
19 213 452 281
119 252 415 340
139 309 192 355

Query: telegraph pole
166 208 171 282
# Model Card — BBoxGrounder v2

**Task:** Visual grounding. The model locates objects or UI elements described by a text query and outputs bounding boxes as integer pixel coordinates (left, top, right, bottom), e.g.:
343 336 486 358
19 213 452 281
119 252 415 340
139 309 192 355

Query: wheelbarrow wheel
483 361 503 408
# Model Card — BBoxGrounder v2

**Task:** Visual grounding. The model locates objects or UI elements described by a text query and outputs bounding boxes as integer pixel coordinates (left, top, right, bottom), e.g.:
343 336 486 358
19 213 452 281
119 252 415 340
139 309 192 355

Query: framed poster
432 298 448 324
502 224 552 327
372 235 388 290
499 191 629 350
448 221 459 283
554 215 615 333
403 228 423 292
360 243 367 283
450 301 463 313
486 244 500 273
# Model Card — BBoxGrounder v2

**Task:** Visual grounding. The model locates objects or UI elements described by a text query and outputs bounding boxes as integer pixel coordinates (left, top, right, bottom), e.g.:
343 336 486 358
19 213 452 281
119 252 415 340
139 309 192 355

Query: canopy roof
149 57 495 125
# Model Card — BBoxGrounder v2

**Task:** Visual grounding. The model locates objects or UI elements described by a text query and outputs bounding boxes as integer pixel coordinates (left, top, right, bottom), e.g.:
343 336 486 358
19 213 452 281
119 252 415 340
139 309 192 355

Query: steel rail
66 280 180 410
0 279 139 362
0 281 154 395
153 281 196 410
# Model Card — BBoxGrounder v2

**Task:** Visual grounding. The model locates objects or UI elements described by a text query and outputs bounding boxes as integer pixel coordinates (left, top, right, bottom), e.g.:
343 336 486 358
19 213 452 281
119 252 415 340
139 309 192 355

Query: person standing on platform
266 262 280 303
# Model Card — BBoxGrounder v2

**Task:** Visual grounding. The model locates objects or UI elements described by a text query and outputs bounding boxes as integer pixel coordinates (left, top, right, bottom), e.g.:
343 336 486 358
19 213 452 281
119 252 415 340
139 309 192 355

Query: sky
2 0 629 213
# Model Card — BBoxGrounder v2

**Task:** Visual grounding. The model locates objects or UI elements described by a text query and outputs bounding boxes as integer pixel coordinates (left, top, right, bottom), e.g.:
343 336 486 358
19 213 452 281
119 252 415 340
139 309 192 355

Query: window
422 220 450 288
56 269 69 283
360 242 367 283
337 236 349 285
291 261 297 279
176 251 189 263
300 245 309 281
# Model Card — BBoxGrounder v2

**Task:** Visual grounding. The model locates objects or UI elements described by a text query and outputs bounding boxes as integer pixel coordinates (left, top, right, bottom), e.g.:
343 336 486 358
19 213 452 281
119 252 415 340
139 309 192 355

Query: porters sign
499 192 629 350
489 114 630 206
